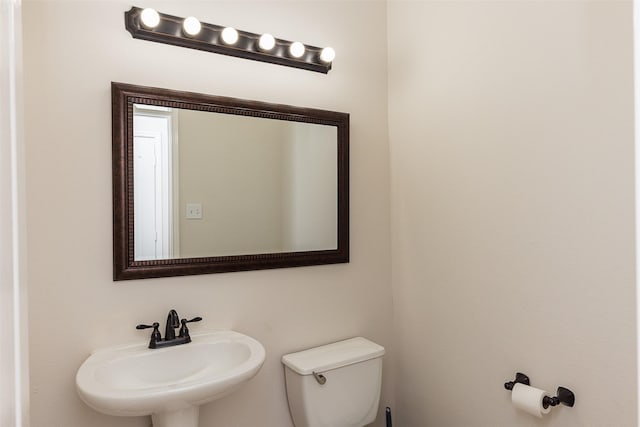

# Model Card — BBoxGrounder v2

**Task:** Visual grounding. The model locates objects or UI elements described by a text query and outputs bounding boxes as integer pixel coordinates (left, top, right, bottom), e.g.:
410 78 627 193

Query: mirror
112 82 349 280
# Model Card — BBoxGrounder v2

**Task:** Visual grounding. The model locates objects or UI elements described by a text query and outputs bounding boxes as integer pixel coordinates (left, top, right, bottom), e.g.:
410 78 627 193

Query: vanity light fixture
221 27 239 45
140 8 160 29
289 41 305 58
320 47 336 63
258 33 276 52
183 17 202 37
124 6 334 73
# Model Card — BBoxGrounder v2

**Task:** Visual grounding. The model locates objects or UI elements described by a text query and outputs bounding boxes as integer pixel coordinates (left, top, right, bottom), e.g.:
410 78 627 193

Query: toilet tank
282 337 385 427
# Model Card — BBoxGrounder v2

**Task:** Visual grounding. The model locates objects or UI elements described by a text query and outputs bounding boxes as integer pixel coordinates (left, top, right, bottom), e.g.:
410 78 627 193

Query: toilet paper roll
511 383 552 418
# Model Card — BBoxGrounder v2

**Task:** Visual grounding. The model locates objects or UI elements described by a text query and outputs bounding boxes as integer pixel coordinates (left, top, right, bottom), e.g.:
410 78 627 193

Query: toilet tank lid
281 337 385 375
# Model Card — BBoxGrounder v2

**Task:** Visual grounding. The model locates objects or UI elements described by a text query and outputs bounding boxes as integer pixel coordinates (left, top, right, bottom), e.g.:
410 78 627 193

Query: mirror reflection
133 105 337 261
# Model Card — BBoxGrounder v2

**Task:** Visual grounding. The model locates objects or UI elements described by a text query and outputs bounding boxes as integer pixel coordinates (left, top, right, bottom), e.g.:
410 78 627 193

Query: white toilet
282 337 385 427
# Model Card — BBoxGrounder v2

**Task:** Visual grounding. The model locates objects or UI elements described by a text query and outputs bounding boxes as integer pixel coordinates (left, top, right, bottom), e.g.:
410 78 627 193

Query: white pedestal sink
76 330 265 427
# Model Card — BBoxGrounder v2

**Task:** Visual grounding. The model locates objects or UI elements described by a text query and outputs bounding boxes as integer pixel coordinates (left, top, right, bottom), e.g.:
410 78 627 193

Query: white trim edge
0 0 29 426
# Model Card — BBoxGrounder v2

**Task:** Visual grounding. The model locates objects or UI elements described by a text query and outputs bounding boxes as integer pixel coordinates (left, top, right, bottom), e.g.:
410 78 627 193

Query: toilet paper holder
504 372 575 409
504 372 530 389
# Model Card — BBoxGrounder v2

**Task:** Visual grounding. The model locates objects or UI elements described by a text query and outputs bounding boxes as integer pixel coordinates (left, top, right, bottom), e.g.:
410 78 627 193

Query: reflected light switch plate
186 203 203 219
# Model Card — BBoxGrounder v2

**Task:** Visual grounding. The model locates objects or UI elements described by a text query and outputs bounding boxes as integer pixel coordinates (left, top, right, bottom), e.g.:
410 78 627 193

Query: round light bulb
258 33 276 51
221 27 239 45
320 47 336 63
140 8 160 29
289 41 305 58
183 17 201 36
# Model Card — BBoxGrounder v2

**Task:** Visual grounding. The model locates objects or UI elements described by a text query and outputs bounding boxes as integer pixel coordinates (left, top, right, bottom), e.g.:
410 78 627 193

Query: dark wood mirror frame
112 82 349 280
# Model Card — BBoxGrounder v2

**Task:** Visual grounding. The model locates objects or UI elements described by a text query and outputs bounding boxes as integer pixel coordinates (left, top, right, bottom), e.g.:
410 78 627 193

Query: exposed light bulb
221 27 239 45
140 8 160 29
320 47 336 63
289 42 305 58
183 17 201 36
258 33 276 51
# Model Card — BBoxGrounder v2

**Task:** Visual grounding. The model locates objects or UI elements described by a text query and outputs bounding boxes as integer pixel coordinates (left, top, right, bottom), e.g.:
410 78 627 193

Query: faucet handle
136 322 161 348
178 317 202 338
136 322 160 330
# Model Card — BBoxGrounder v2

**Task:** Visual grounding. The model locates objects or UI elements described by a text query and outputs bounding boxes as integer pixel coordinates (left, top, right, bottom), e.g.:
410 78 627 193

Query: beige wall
178 111 287 257
23 1 391 426
388 2 636 426
177 112 337 257
283 122 337 251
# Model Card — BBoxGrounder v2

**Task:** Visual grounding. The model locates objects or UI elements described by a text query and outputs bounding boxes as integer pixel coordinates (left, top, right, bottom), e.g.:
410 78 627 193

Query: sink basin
76 330 265 427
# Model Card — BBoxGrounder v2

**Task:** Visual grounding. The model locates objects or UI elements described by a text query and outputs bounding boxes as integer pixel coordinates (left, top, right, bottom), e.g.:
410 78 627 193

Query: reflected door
133 113 173 260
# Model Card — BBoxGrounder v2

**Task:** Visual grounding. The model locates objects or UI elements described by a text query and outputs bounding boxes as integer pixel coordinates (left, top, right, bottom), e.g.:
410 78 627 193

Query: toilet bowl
282 337 385 427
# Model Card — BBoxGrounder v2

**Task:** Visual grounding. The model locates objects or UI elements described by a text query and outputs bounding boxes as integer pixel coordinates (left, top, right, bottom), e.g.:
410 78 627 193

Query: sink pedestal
152 406 199 427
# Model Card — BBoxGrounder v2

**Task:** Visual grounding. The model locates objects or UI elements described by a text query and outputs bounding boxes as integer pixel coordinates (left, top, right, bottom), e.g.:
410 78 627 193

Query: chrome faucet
136 309 202 349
